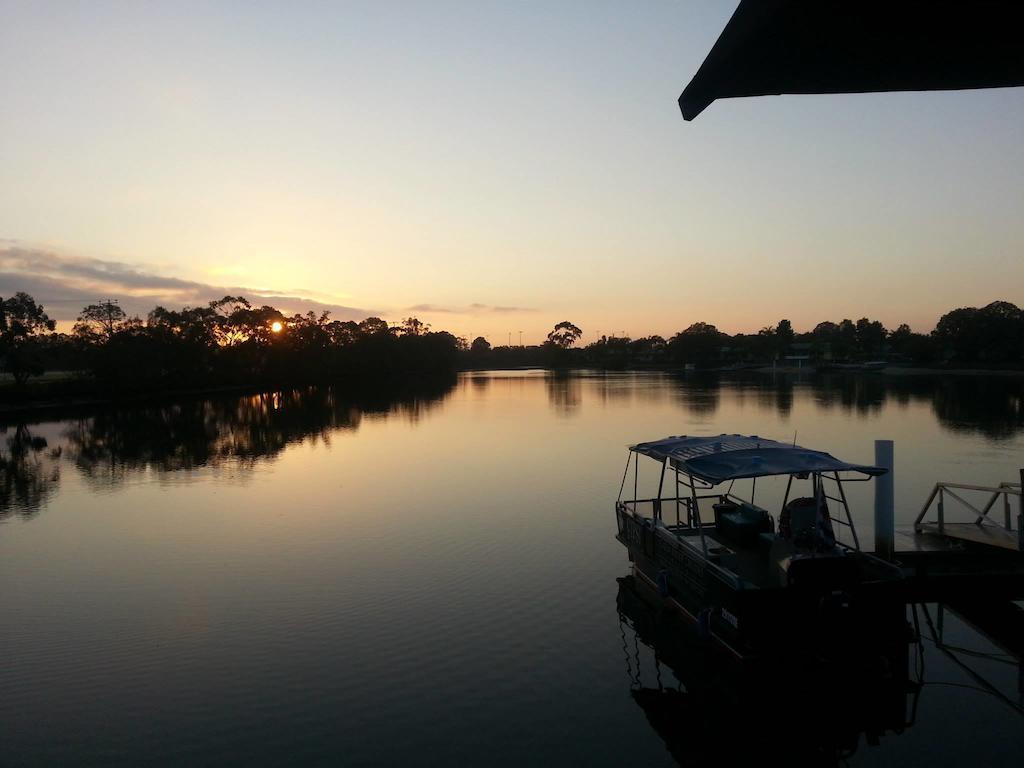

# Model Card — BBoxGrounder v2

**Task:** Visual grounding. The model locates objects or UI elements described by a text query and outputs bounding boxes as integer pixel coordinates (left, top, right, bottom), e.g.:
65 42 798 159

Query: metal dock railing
913 474 1023 552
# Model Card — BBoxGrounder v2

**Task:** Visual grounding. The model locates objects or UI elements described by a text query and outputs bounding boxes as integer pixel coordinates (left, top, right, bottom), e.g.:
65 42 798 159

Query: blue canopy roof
630 434 885 485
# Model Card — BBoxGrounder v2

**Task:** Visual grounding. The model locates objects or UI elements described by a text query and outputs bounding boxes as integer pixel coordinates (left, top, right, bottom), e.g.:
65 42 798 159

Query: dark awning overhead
680 1 1024 120
631 434 885 484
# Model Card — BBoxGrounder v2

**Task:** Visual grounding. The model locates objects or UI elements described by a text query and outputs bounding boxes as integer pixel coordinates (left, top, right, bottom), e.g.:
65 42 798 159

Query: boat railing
618 494 729 528
619 496 689 524
913 476 1023 552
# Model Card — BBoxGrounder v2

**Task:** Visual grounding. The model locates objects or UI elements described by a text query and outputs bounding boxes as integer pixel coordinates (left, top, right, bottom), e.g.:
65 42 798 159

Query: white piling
874 440 895 560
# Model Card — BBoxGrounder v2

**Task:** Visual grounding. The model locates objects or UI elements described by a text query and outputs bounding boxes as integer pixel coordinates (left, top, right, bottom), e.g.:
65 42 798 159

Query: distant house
783 354 812 369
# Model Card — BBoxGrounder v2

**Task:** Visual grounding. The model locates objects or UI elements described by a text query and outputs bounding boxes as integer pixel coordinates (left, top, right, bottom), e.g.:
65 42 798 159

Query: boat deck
668 525 776 588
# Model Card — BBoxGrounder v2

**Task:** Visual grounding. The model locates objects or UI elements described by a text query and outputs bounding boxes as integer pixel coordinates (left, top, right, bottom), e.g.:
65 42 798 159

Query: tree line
2 293 1022 393
466 301 1024 370
0 293 462 393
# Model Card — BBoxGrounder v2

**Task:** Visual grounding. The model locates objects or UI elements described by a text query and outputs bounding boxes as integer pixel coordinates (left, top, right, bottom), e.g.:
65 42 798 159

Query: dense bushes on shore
467 301 1024 370
0 294 462 395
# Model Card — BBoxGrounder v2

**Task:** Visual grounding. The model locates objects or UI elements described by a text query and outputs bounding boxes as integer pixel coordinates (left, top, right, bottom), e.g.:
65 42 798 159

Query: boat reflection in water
616 574 920 766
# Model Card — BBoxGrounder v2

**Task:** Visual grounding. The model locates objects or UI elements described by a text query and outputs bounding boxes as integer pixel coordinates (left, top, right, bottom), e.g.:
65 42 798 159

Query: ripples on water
1 371 1022 765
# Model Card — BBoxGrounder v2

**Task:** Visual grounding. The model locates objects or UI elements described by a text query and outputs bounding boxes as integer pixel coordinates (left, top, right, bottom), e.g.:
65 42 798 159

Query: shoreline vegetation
1 292 1023 413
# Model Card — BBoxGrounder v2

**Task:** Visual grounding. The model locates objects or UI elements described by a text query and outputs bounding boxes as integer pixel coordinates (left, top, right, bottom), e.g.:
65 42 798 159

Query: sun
270 321 283 334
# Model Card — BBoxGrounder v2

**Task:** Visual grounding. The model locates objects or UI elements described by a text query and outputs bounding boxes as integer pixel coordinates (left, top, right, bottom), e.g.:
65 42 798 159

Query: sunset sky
2 1 1022 344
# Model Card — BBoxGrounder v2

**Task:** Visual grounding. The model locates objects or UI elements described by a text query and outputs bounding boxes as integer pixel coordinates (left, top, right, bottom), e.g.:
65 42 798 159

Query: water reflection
652 372 1024 440
667 373 721 417
1 376 455 513
927 377 1024 440
0 424 61 519
616 574 918 766
66 379 455 486
545 370 582 416
809 374 1024 438
3 371 1022 520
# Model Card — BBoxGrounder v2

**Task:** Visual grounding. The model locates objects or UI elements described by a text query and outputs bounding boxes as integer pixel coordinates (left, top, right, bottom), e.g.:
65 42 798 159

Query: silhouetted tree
669 322 725 366
359 317 391 336
325 320 360 346
887 323 938 363
546 321 583 349
934 301 1024 364
854 318 887 358
0 292 57 384
74 300 134 342
399 317 429 336
775 319 795 353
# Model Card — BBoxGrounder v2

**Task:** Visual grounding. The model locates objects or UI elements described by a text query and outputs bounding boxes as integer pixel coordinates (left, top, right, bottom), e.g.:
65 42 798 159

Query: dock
885 477 1024 602
880 473 1023 708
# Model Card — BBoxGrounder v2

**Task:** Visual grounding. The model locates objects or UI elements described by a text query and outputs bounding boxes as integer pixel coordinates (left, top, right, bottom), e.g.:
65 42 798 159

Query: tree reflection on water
655 372 1023 441
807 373 1024 440
0 424 61 520
0 376 456 515
545 370 582 416
64 378 456 487
2 371 1021 520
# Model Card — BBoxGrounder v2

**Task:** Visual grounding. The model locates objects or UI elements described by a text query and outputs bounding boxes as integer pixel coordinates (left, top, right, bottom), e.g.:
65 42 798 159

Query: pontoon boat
615 434 903 656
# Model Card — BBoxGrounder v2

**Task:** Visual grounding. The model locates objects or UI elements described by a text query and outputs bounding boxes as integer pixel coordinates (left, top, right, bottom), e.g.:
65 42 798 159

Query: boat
614 434 903 658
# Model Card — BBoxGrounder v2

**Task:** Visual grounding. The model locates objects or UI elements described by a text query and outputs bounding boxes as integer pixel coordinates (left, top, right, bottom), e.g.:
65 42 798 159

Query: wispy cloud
469 303 537 314
405 302 537 315
0 242 374 322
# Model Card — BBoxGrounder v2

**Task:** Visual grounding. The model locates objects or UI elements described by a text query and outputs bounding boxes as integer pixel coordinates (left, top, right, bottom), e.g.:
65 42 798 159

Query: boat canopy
630 434 885 485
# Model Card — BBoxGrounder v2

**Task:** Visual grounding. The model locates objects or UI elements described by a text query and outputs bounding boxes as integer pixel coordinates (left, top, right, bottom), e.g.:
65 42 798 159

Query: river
1 370 1022 765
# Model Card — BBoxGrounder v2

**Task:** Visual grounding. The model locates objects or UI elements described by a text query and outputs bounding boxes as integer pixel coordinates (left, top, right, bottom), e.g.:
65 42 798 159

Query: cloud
405 302 537 315
0 243 374 323
405 303 458 314
471 303 537 314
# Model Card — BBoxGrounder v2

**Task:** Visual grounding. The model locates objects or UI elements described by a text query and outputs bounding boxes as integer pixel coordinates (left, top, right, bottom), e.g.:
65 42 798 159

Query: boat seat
713 501 773 546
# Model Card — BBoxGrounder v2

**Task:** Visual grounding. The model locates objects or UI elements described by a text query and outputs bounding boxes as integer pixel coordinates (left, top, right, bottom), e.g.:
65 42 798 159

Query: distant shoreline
0 371 457 419
464 364 1024 377
746 365 1024 377
2 364 1022 419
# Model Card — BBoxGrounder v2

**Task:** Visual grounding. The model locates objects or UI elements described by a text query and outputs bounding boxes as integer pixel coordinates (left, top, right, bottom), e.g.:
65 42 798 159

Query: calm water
1 371 1022 766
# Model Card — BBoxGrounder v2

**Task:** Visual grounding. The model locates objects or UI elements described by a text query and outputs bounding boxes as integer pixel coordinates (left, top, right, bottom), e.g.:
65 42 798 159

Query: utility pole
518 330 522 347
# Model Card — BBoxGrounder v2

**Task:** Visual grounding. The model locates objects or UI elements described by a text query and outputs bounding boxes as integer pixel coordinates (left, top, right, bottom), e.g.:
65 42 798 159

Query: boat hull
616 506 902 659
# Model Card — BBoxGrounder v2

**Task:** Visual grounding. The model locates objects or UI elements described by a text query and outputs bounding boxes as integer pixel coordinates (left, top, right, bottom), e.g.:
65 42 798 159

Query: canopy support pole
656 458 667 521
617 452 632 502
633 451 639 505
675 465 681 530
689 473 707 557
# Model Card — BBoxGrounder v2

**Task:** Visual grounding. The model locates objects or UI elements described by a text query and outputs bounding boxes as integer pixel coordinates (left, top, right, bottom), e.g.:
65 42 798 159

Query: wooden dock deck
915 521 1022 551
890 525 1024 602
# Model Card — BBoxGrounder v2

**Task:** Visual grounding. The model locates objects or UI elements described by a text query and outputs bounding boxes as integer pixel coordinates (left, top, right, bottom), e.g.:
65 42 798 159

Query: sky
2 1 1022 344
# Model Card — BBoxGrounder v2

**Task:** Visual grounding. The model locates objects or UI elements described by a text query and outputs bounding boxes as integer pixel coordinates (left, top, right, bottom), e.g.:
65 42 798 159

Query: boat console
711 500 772 546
